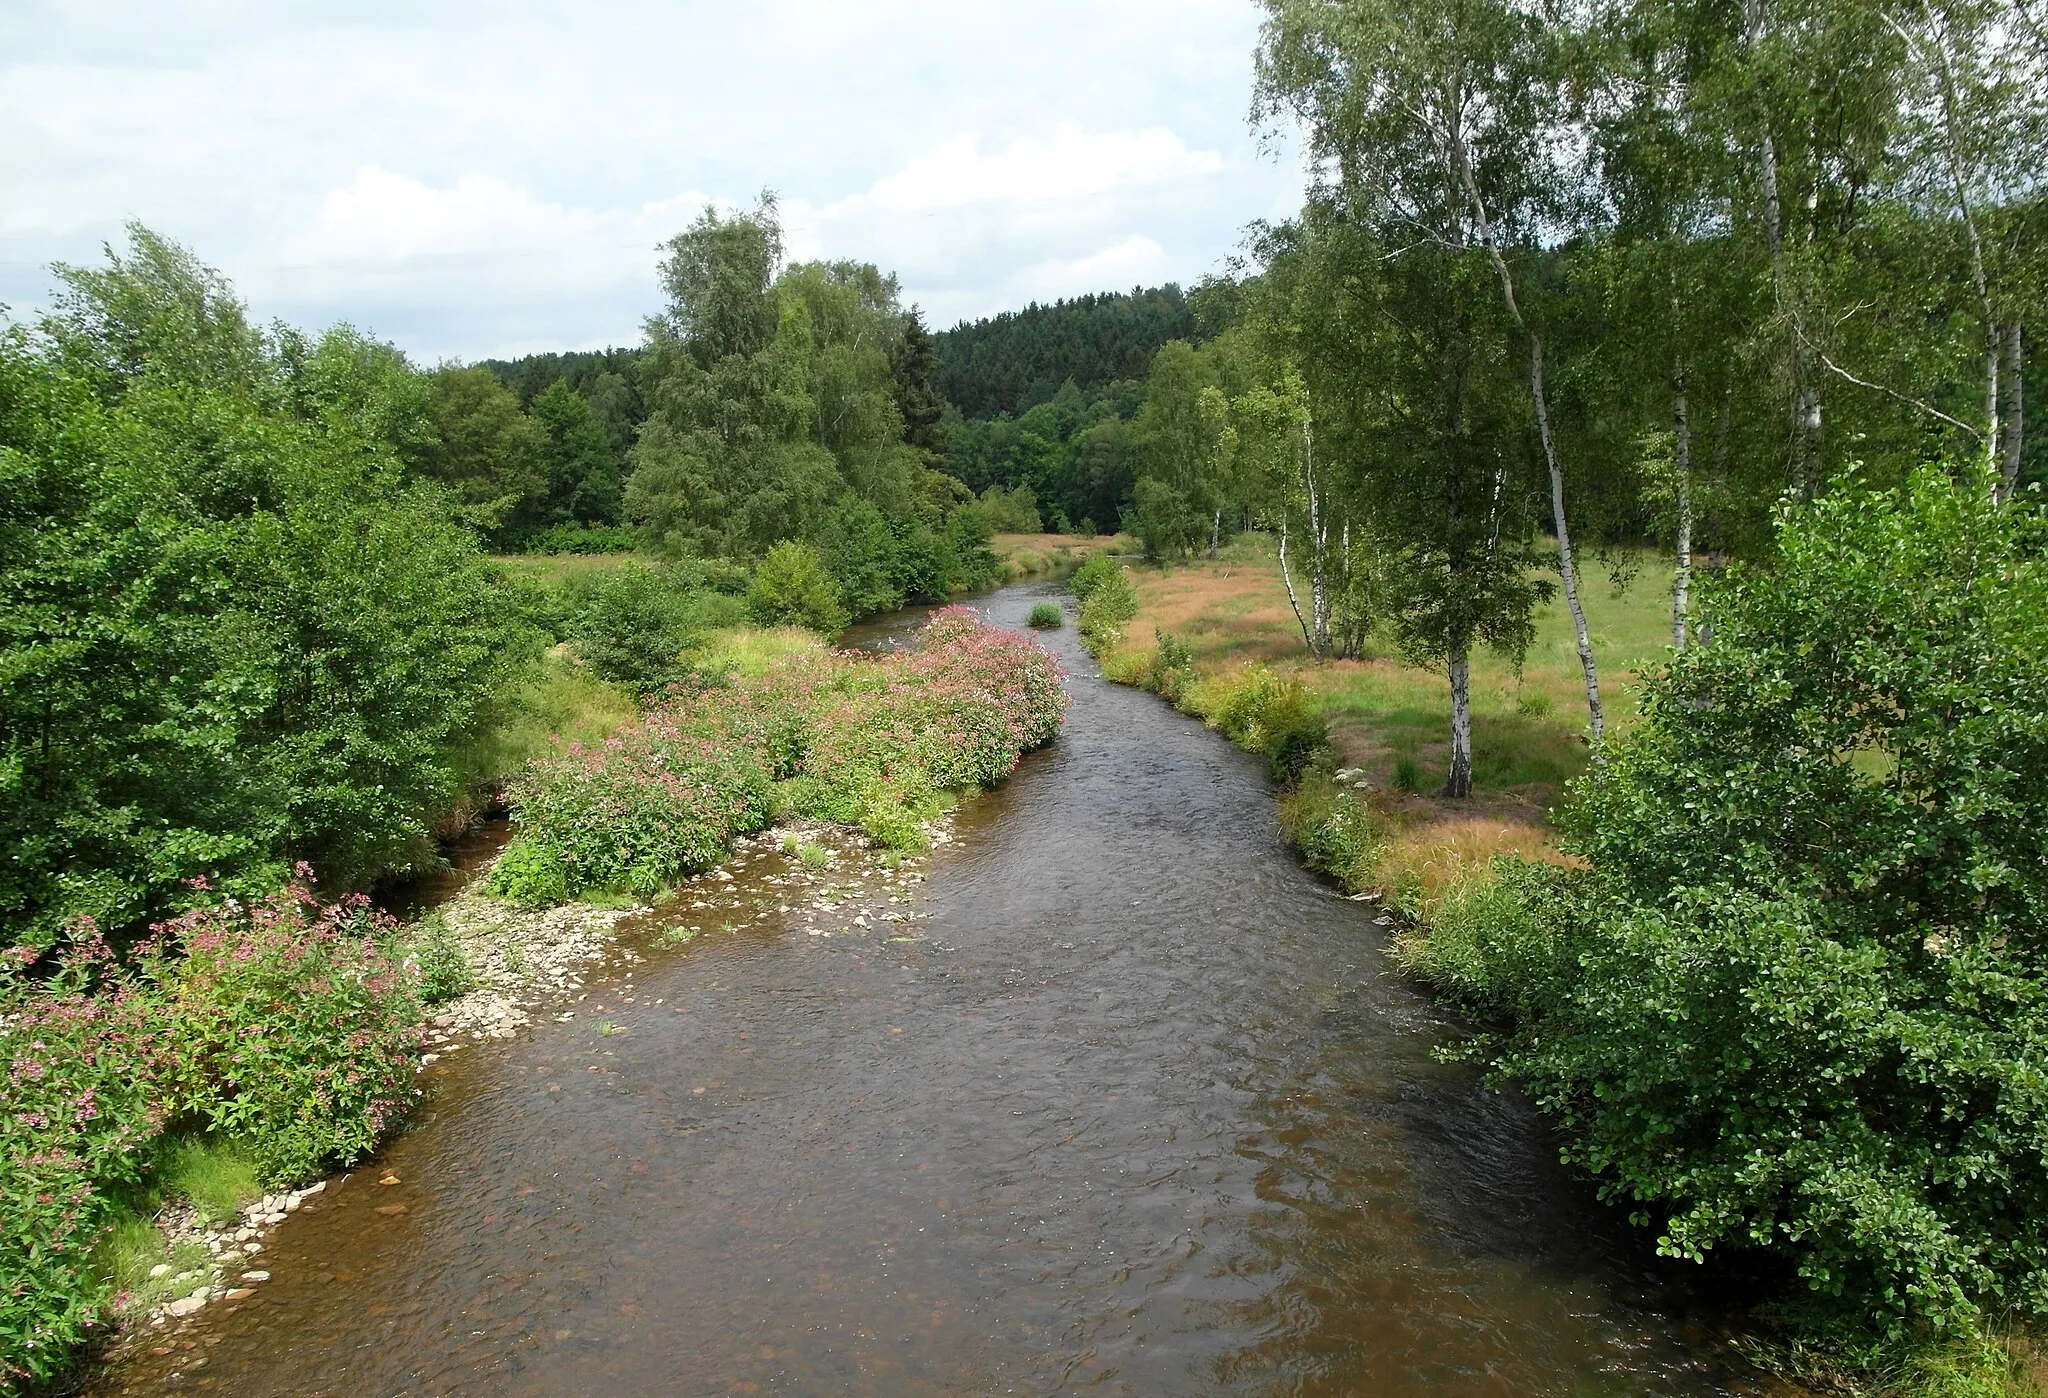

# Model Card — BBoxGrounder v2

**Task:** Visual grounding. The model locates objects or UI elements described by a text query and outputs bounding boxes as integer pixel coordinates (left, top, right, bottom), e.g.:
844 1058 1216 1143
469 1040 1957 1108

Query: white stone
148 1263 172 1279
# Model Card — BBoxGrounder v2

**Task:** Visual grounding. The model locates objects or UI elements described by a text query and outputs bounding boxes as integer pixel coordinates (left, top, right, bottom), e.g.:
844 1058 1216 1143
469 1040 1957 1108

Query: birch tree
1258 0 1609 747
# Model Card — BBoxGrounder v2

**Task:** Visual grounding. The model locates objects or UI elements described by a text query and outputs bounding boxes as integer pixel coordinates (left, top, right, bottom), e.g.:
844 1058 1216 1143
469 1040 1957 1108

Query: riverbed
95 581 1761 1396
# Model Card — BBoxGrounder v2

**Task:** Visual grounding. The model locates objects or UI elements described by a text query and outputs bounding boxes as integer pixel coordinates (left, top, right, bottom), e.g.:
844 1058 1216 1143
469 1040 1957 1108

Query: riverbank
2 608 1064 1394
1074 526 2048 1398
80 579 1777 1398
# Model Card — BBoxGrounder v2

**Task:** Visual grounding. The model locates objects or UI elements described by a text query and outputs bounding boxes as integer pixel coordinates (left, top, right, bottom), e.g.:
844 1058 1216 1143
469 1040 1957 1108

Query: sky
1 0 1304 364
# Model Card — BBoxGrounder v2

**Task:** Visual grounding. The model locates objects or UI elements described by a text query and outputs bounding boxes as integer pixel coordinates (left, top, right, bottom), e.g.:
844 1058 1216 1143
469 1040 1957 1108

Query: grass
1105 534 1677 810
1026 602 1064 630
448 654 640 820
695 626 824 678
991 532 1132 580
489 551 657 588
89 1133 268 1312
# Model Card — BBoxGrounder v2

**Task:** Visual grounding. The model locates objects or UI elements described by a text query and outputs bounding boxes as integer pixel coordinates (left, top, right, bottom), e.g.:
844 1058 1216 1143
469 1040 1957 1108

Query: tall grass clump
490 607 1066 904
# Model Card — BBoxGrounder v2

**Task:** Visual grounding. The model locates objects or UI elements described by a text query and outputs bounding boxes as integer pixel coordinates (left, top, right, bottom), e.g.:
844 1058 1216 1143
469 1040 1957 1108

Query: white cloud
1 1 1303 360
865 126 1223 211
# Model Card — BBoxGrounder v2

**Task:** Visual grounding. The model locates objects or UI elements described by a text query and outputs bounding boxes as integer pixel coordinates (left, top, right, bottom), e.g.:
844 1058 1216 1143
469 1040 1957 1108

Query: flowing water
98 582 1764 1397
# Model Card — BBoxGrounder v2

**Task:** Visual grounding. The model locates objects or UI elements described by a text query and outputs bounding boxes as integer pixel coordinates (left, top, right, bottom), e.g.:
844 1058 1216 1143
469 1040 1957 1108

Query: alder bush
1465 467 2048 1341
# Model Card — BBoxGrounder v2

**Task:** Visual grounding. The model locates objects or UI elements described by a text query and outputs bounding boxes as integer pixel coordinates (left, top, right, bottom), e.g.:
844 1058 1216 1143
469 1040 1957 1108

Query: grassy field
1110 535 1677 813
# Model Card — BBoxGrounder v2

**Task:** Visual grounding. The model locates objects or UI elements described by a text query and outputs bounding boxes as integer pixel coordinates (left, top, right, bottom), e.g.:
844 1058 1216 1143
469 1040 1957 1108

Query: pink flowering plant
3 879 430 1387
494 609 1065 904
1 926 171 1388
140 879 425 1186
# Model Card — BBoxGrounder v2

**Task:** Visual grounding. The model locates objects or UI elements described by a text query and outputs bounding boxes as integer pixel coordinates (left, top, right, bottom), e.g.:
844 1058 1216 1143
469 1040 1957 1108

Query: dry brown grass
1370 816 1580 918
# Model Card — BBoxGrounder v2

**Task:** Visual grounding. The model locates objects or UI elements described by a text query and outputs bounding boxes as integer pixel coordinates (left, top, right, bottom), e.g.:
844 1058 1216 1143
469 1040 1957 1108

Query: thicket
1 227 533 955
1395 467 2048 1354
491 607 1066 905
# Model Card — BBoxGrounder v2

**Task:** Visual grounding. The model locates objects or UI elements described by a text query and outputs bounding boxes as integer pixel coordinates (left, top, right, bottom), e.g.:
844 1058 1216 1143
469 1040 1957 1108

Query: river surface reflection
96 582 1764 1396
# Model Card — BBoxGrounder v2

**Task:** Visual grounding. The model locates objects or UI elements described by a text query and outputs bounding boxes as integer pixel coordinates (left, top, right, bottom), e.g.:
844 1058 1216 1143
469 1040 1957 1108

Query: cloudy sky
1 1 1303 363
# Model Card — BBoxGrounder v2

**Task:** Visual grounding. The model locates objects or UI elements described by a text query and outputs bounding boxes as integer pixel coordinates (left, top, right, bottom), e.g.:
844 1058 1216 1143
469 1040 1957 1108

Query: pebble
241 1271 270 1282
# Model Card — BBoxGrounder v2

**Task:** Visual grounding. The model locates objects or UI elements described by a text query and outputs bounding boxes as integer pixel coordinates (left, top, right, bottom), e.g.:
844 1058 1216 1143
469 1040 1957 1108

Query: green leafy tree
424 366 550 545
531 380 622 525
1486 464 2048 1339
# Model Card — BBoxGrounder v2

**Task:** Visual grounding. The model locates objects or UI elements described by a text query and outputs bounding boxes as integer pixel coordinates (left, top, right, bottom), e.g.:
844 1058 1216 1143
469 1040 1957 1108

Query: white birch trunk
1444 649 1473 799
1672 374 1695 652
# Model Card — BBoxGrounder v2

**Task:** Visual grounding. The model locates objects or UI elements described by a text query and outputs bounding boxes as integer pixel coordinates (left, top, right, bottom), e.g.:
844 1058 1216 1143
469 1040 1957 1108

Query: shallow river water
98 582 1764 1397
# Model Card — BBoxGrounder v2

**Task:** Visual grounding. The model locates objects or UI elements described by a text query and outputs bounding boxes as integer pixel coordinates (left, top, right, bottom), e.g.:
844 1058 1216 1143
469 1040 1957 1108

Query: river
96 581 1761 1397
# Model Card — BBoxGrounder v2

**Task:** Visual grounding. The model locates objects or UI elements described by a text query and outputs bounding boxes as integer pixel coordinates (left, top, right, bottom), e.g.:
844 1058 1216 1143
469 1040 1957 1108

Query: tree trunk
1208 508 1221 559
1278 514 1315 655
1532 339 1605 747
1443 648 1473 799
1303 411 1331 657
1672 373 1695 651
1748 0 1822 490
2000 322 2025 504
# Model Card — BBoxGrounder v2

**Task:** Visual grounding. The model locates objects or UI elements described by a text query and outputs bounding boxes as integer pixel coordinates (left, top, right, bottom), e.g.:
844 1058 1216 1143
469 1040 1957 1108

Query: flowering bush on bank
2 883 426 1389
493 609 1066 905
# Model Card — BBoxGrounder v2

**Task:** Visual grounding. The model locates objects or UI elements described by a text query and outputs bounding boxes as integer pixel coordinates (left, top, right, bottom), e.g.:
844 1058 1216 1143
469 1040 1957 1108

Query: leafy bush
2 881 429 1387
1 929 171 1389
1070 552 1121 602
1 235 534 952
144 882 424 1186
392 914 474 1006
1076 563 1140 651
1279 780 1383 888
526 522 637 555
1193 664 1328 780
747 539 851 637
1486 466 2048 1339
564 561 740 696
495 609 1066 901
1147 630 1195 703
1027 602 1064 630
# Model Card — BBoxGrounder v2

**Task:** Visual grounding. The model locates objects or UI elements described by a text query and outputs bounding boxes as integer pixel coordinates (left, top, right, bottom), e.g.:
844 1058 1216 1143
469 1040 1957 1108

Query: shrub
1199 665 1328 781
747 539 851 637
393 914 474 1006
144 882 425 1186
1 928 171 1389
1070 552 1120 602
566 562 738 696
1027 602 1064 630
1147 630 1195 703
526 523 637 555
1077 564 1140 652
1280 780 1383 888
496 609 1066 899
1490 466 2048 1339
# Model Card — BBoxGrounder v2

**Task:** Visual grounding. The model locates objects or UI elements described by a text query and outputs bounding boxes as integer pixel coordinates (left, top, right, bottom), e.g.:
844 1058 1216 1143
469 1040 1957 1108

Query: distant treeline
931 285 1195 419
475 282 1222 538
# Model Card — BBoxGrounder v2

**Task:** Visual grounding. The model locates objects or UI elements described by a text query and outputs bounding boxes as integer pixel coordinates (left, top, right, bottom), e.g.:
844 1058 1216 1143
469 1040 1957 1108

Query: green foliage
1 883 426 1387
425 365 551 544
1075 561 1140 650
1069 551 1122 601
0 930 169 1389
566 561 741 695
747 539 851 637
146 887 423 1186
1 232 536 952
1280 780 1384 888
1198 664 1328 780
1474 468 2048 1339
933 285 1195 419
1147 629 1195 702
392 913 474 1006
1026 602 1064 630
